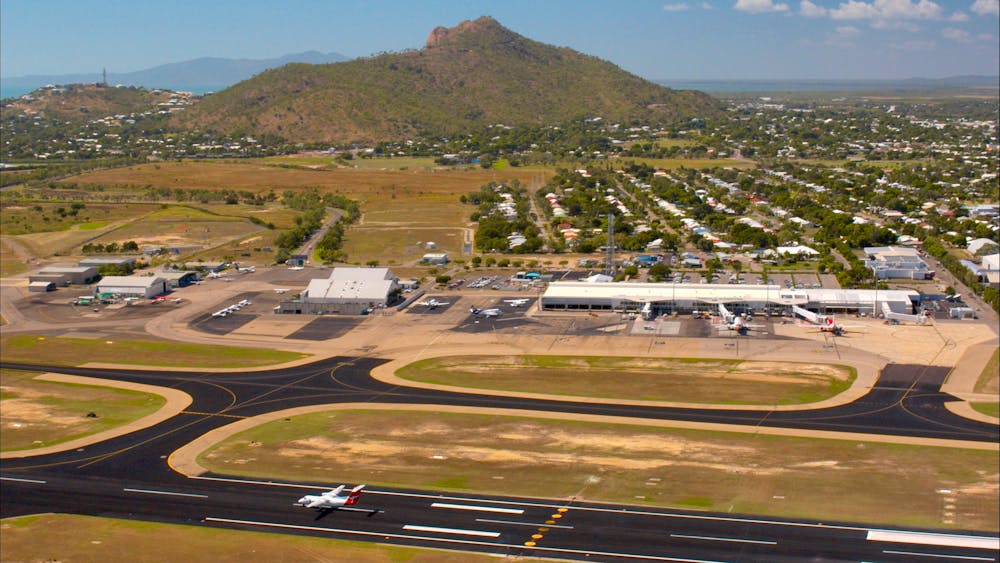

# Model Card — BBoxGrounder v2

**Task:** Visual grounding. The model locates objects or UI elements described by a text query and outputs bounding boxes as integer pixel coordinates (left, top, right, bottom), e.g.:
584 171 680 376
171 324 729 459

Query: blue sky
2 0 998 80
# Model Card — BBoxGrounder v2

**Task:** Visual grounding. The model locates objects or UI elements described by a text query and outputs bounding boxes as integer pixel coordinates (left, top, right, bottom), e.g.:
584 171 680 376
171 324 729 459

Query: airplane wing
326 485 345 497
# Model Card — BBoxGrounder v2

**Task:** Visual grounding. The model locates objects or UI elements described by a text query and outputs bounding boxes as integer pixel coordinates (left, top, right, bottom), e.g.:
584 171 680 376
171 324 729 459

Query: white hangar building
94 276 168 299
289 267 399 315
539 282 921 317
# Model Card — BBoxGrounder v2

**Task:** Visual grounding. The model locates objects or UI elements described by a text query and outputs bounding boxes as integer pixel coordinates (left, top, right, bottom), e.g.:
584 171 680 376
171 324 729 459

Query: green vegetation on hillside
176 17 720 143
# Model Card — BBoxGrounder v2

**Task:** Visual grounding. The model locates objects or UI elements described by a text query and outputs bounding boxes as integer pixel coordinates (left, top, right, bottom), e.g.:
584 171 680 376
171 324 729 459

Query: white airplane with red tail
716 303 765 334
792 305 861 336
296 484 372 514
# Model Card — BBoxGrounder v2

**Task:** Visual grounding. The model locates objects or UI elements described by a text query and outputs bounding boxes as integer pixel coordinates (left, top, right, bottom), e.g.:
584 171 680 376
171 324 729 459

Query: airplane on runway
296 485 378 516
470 306 501 318
416 298 450 309
716 303 764 334
791 305 861 336
503 298 530 307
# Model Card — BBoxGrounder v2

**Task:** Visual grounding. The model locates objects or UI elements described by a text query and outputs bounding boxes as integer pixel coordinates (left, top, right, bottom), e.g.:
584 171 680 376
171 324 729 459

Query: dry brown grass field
0 514 513 563
200 408 998 531
49 161 549 265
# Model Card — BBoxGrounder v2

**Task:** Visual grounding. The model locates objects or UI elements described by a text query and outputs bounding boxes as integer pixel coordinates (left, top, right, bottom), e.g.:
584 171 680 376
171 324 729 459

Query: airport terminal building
539 282 921 317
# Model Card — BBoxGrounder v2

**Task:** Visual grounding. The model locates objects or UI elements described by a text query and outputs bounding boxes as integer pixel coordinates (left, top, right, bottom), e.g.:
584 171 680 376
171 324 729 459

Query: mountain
2 83 191 122
175 17 721 144
1 51 350 96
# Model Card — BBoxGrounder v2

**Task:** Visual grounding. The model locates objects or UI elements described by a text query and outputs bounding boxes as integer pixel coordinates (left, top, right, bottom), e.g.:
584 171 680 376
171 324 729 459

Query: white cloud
801 0 828 16
663 2 690 10
702 1 714 8
830 0 946 20
942 27 972 42
971 0 999 16
734 0 790 13
836 25 862 33
949 11 970 21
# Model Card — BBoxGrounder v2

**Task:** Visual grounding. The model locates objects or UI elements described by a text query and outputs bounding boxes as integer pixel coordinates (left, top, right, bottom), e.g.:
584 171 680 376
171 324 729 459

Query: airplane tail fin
345 484 365 506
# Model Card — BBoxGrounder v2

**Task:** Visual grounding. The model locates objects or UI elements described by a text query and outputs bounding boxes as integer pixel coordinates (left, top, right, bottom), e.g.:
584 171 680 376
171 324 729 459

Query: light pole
871 263 879 318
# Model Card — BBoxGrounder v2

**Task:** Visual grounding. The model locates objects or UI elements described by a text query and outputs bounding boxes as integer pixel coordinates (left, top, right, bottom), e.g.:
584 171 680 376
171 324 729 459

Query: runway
1 356 998 561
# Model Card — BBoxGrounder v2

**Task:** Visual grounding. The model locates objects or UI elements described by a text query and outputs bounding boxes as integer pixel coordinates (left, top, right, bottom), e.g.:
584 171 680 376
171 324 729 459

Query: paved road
2 356 997 561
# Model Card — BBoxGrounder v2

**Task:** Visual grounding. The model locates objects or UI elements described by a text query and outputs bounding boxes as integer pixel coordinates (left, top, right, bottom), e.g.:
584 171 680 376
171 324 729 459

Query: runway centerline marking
431 502 524 514
0 476 47 484
882 550 995 561
476 518 574 529
402 524 500 538
670 533 777 546
123 488 208 498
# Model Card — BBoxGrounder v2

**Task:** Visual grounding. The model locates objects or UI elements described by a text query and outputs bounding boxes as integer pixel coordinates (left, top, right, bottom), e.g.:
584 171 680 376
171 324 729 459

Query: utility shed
296 267 399 314
94 276 167 298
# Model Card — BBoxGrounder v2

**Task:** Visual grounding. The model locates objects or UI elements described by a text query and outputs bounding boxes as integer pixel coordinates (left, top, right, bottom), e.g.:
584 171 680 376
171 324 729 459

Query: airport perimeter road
1 357 997 561
3 472 998 562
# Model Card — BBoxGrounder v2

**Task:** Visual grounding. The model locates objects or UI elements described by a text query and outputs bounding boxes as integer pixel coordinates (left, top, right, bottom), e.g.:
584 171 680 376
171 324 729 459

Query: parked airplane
296 484 372 514
716 303 764 334
791 305 860 336
470 306 501 318
274 288 290 294
503 298 530 307
207 272 225 279
416 298 450 309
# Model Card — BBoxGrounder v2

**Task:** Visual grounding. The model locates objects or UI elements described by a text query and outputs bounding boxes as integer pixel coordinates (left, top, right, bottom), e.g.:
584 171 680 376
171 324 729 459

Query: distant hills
0 51 350 97
656 75 1000 93
174 17 722 144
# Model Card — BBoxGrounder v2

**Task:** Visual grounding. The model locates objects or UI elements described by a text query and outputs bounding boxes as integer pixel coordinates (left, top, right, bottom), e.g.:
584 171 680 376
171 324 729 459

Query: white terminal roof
305 267 397 302
542 282 917 306
95 275 164 288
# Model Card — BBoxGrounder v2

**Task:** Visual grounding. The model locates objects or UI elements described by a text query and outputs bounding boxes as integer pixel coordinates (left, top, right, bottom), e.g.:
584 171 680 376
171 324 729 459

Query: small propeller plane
470 306 501 318
296 484 379 517
503 298 530 307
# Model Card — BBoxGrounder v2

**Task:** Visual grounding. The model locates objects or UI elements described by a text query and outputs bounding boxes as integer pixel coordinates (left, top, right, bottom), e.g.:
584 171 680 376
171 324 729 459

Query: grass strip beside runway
1 334 308 368
396 355 856 405
0 514 514 562
198 408 998 531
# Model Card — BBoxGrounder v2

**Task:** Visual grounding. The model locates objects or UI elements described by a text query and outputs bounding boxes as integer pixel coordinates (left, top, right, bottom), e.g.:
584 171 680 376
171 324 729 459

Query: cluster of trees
81 240 140 254
273 189 361 265
468 182 544 254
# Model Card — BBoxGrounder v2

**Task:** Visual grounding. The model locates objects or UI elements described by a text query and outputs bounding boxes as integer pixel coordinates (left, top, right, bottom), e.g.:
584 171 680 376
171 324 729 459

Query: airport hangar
276 267 400 315
538 281 921 317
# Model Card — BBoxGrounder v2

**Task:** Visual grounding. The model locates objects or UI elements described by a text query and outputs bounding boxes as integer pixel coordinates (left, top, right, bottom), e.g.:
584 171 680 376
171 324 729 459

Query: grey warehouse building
94 276 168 299
539 282 921 317
29 265 99 286
277 267 399 315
